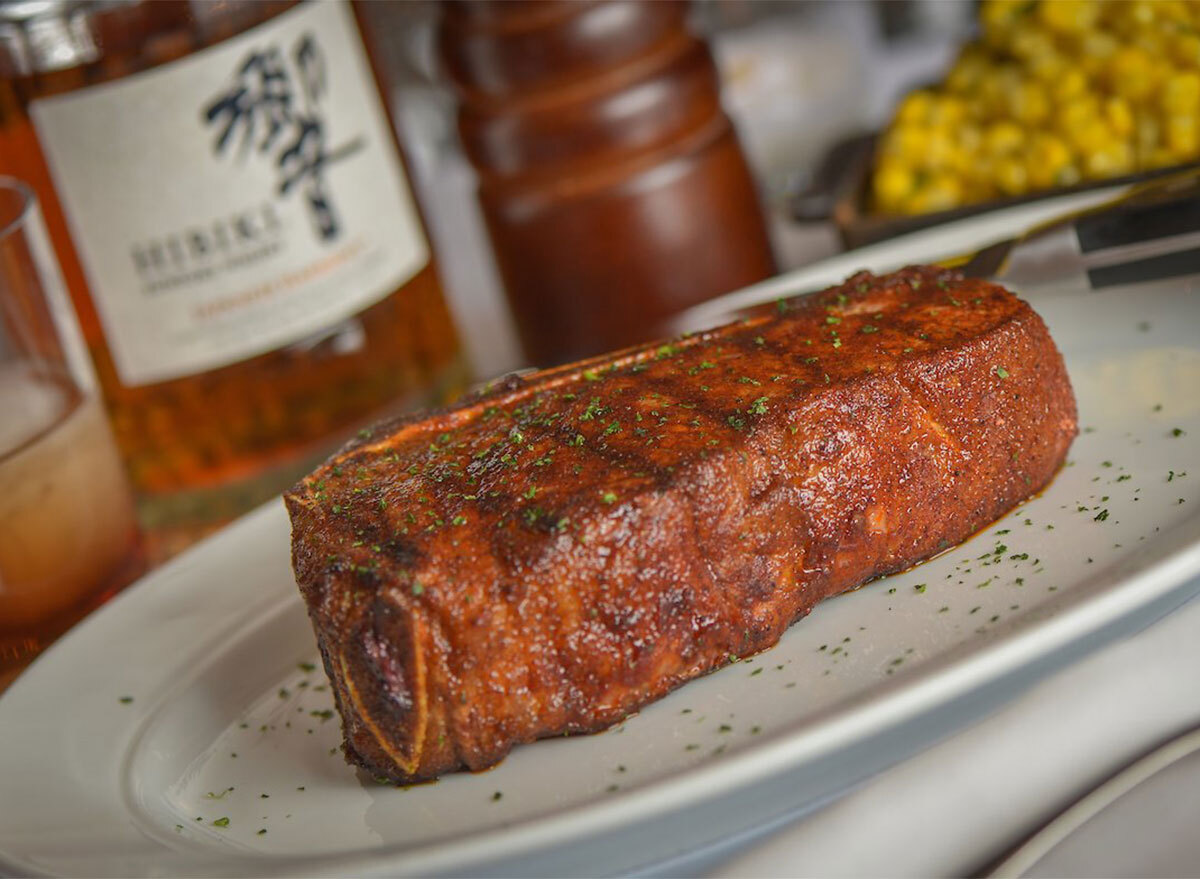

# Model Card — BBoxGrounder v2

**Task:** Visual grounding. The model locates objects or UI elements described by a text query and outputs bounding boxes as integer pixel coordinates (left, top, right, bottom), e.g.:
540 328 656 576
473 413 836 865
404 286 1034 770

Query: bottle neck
0 1 293 80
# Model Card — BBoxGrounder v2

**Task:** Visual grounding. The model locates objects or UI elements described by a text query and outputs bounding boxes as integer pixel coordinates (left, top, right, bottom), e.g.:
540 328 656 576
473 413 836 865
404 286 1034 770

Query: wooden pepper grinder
438 0 777 365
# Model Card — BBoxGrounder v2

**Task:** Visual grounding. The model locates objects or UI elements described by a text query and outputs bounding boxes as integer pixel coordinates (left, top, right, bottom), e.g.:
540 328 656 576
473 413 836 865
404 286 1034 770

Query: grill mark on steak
286 265 1077 783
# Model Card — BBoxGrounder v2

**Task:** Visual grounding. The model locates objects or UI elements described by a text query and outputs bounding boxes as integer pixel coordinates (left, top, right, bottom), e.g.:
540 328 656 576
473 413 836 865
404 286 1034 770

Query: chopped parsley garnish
994 366 1010 379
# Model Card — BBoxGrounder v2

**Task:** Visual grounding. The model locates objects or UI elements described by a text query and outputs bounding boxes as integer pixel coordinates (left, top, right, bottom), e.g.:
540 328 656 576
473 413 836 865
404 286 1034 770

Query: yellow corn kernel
906 175 964 214
1066 118 1114 157
1104 97 1135 138
1058 95 1101 134
1010 27 1057 64
965 154 996 189
1136 111 1163 161
1132 26 1170 60
1109 47 1159 102
896 90 936 125
1055 164 1083 188
1162 71 1200 118
1009 78 1050 125
1166 115 1199 158
930 95 969 127
1173 32 1200 68
879 124 928 163
1078 30 1120 78
873 161 916 211
921 127 960 171
1126 0 1159 27
1084 142 1135 179
1027 49 1068 84
981 0 1032 47
1038 0 1101 34
984 120 1024 155
1052 68 1089 105
1027 134 1073 189
958 123 983 156
994 156 1029 195
1151 1 1193 26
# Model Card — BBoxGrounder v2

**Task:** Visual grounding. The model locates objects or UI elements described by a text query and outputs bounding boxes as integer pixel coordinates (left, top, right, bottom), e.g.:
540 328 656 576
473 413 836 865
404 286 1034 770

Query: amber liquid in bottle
0 1 466 543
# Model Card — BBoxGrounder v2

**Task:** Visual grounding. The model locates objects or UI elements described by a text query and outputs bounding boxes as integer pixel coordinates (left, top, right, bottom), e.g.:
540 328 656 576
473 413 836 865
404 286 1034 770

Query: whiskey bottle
0 1 467 544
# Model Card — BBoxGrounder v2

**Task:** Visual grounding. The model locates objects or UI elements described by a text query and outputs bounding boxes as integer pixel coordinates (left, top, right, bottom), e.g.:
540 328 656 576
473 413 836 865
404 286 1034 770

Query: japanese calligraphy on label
30 2 428 386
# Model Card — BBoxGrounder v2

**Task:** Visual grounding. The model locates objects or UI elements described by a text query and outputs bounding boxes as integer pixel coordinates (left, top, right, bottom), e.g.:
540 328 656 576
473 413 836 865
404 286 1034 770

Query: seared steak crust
285 266 1077 783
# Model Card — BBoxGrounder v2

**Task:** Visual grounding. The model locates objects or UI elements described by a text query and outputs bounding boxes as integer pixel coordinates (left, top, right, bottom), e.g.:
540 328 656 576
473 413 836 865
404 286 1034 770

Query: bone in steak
285 265 1078 783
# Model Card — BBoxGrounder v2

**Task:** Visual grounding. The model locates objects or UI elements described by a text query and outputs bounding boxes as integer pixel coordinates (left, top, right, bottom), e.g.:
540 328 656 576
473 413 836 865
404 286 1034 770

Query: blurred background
370 0 1200 377
371 0 977 378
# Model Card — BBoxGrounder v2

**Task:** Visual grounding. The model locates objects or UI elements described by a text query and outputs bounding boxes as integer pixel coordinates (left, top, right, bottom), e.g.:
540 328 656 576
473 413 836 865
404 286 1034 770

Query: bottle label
30 2 429 386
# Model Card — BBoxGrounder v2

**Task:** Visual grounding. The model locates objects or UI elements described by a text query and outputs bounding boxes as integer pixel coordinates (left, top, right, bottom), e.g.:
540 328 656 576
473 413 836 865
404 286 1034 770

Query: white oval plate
2 201 1199 877
992 727 1200 878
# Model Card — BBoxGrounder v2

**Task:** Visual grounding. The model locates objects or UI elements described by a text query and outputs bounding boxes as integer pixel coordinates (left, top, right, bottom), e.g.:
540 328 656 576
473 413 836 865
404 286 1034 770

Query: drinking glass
0 177 143 688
